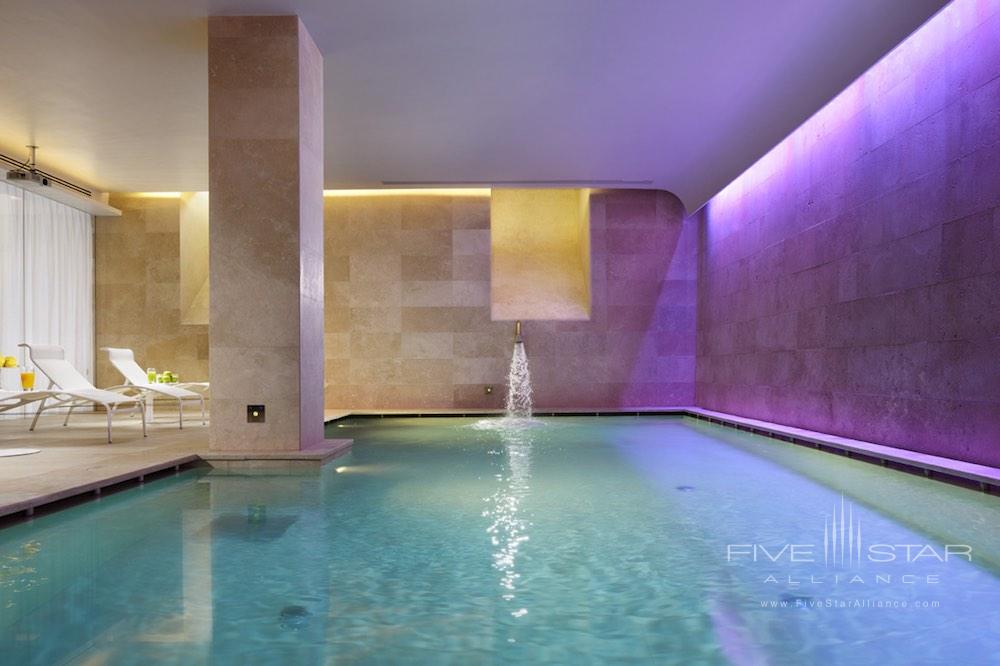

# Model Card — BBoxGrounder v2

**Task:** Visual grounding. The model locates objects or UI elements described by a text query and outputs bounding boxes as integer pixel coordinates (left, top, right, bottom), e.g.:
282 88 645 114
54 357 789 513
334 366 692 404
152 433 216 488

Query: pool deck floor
0 409 352 520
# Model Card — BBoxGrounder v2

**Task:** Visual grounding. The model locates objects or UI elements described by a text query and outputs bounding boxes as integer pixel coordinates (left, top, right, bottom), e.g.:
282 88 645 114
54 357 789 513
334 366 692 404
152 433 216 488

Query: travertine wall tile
325 190 696 410
101 189 695 417
96 196 209 388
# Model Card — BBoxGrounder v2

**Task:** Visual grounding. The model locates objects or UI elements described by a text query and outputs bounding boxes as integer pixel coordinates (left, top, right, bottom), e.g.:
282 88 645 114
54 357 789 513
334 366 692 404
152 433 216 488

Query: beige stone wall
95 194 209 389
96 189 696 412
325 189 697 411
178 192 209 325
324 194 503 409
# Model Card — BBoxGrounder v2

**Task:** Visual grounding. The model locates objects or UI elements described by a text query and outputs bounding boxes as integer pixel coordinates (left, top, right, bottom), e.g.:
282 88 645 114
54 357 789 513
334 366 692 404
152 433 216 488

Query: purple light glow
709 0 991 223
697 0 1000 466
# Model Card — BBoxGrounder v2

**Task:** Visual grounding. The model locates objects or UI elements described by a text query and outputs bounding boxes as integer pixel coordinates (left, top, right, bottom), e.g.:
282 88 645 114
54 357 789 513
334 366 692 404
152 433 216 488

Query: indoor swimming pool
1 416 998 664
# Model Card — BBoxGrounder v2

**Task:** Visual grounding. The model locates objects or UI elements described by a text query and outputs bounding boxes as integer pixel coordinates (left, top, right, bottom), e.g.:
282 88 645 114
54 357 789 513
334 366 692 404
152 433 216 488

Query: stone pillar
207 16 325 451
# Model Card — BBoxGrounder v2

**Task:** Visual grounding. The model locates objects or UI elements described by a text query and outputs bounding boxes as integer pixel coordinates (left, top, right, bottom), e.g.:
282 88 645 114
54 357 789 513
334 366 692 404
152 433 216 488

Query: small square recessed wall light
247 405 265 423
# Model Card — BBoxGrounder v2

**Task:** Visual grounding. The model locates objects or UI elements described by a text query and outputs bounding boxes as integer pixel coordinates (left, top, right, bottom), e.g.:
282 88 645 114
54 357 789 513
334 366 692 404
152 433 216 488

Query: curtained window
0 181 94 413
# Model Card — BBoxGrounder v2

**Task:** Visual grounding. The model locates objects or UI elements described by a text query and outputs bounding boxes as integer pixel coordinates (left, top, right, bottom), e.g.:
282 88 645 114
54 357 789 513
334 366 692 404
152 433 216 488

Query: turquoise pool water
1 416 998 664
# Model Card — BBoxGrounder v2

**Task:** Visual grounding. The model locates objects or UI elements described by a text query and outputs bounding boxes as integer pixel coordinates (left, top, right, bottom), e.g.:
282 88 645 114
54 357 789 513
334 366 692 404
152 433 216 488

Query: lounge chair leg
29 397 47 432
138 399 147 437
200 396 206 425
63 405 75 427
107 405 115 444
178 397 184 429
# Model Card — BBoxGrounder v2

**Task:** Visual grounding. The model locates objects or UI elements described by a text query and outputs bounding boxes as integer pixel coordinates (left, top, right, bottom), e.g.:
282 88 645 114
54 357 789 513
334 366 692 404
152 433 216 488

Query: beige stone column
207 16 325 451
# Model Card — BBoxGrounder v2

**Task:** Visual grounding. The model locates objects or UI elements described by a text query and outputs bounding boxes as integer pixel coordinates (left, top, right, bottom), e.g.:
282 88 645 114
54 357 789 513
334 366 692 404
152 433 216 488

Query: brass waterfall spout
514 320 523 344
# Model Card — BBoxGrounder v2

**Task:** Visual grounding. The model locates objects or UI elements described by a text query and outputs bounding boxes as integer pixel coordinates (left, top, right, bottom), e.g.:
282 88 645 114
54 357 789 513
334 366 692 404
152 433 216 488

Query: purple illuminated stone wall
696 0 1000 465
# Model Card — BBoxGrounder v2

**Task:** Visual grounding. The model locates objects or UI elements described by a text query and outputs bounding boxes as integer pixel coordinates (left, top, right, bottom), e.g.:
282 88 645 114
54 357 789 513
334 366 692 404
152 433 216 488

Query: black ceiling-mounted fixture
2 145 121 216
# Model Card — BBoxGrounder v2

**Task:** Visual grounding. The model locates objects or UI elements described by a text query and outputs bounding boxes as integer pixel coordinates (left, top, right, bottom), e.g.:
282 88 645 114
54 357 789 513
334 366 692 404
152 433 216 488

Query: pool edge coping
0 439 355 523
0 454 203 521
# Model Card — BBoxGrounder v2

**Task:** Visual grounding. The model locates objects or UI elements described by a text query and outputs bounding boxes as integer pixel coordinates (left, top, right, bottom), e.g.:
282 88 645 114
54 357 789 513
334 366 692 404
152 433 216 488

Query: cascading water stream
500 320 537 423
467 321 539 627
505 339 533 419
471 321 535 430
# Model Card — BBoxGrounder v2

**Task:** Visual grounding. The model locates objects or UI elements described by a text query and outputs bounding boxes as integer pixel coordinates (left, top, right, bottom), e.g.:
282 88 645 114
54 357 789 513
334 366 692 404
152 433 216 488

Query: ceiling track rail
0 152 92 197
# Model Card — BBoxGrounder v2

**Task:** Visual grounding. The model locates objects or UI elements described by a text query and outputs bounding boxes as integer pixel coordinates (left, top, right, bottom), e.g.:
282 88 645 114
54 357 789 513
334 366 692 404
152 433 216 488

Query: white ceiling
0 0 947 211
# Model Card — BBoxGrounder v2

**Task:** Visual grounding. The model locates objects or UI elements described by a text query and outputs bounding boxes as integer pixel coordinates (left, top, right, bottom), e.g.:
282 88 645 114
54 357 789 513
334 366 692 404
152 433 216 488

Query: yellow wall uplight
126 189 491 199
124 191 183 198
323 188 490 198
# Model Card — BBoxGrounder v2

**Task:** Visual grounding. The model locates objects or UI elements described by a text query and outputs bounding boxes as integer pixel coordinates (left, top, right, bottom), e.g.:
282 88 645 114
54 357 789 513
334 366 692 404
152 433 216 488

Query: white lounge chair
101 348 206 429
19 343 146 443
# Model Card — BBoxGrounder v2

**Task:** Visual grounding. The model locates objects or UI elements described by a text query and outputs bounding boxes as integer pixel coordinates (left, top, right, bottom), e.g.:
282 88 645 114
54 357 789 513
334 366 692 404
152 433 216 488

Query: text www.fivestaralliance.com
760 599 941 609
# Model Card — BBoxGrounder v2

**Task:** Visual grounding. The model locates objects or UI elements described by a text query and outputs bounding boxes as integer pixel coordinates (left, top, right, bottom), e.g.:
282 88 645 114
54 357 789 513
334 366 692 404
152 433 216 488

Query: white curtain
0 183 25 372
0 181 94 412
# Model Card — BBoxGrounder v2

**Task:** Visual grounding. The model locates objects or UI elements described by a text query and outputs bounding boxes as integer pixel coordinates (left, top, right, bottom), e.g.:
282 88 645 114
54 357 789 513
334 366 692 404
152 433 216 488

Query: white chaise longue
17 343 147 444
101 347 206 429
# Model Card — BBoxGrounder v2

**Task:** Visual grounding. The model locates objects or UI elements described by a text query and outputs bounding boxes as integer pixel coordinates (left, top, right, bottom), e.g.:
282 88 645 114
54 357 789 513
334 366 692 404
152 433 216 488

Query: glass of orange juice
20 366 35 391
